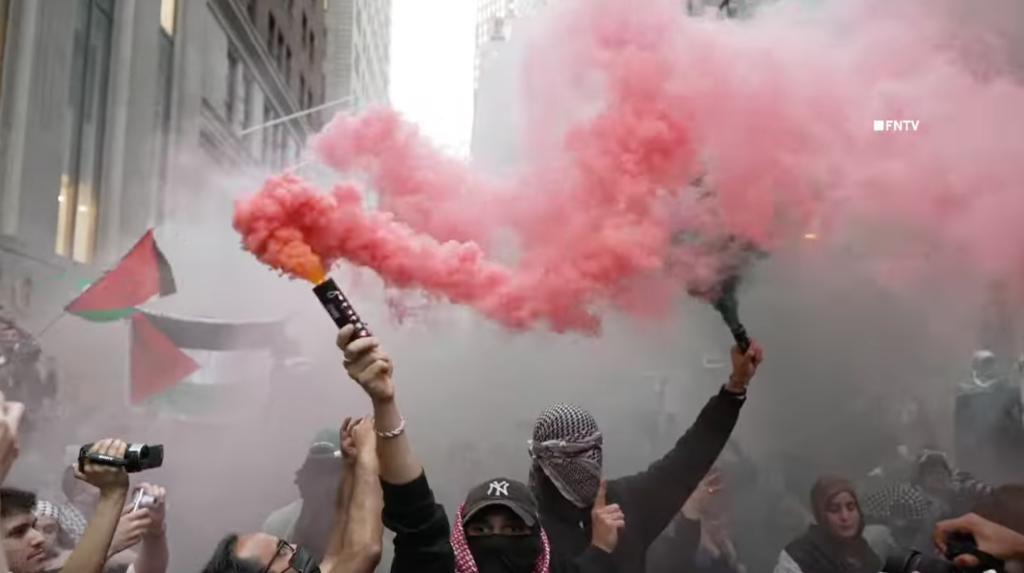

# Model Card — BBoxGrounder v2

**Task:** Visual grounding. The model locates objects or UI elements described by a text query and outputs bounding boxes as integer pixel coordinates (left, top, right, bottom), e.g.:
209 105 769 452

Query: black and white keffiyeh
529 404 603 509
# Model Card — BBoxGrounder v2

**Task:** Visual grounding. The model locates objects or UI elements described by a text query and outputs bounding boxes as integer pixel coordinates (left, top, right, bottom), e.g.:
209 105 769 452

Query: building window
242 73 254 130
159 0 176 35
56 0 114 263
277 33 285 67
299 75 305 105
285 46 292 81
309 33 315 62
262 104 275 163
268 14 276 55
226 50 239 124
155 0 176 207
302 13 307 44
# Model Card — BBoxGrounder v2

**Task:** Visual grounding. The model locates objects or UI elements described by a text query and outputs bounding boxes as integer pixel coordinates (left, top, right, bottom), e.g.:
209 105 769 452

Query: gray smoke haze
8 1 1024 571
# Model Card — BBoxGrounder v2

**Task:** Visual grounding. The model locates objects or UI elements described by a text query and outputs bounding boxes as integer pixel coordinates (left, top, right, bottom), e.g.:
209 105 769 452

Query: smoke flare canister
313 278 371 340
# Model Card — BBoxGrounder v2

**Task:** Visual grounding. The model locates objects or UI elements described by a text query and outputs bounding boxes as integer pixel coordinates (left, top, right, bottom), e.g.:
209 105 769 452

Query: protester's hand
350 417 377 461
682 471 723 520
108 509 153 556
726 342 764 393
75 439 130 494
0 392 24 483
591 481 625 554
337 325 394 402
934 513 1024 566
340 417 359 464
136 483 167 537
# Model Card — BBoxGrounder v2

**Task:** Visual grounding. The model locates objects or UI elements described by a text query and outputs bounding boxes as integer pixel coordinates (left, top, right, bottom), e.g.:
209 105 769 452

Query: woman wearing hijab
336 325 622 573
774 476 882 573
527 344 764 572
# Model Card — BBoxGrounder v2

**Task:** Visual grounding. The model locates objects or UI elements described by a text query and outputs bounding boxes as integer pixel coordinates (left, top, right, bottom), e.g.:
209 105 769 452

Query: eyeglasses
262 539 320 573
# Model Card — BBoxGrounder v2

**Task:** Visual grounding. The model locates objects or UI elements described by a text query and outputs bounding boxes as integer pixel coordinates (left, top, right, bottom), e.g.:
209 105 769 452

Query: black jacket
382 472 454 573
536 387 746 572
382 472 617 573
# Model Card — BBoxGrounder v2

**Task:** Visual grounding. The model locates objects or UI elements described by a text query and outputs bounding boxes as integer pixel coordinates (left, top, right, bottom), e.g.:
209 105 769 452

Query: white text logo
873 120 920 132
488 480 510 496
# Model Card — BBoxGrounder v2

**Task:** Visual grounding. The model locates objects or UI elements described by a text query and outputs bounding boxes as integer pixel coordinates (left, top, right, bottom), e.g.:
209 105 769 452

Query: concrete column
95 0 136 262
114 0 161 253
0 0 40 237
13 0 77 255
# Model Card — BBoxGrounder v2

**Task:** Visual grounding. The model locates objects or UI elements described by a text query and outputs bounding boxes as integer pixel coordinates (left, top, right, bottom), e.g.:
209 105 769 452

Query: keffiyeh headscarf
860 484 934 522
55 502 88 543
452 504 551 573
529 404 603 509
33 500 59 520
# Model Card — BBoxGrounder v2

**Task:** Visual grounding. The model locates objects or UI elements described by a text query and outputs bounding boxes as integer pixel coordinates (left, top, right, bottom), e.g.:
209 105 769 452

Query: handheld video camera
882 532 1005 573
78 443 164 474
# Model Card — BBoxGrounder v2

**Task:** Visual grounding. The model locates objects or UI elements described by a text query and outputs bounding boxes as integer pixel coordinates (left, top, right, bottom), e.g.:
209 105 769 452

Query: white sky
389 0 477 157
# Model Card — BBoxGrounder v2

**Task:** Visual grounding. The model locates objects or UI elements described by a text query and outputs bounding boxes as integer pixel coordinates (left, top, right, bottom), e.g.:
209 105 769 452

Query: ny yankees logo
488 480 510 497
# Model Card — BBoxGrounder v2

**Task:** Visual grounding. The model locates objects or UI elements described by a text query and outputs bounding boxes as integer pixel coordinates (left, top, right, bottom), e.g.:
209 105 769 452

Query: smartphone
131 489 156 512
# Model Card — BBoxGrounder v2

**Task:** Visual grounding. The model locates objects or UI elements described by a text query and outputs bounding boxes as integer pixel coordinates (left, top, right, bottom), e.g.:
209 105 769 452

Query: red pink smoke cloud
235 0 1024 333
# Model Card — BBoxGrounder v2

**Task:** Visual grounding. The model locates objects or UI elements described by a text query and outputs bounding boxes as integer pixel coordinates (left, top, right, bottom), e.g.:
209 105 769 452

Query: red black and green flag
129 314 199 404
66 230 176 321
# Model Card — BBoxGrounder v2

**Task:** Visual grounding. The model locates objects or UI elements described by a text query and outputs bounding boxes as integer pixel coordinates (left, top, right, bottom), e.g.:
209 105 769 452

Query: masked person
453 478 551 573
774 476 882 573
527 344 763 572
262 429 345 562
336 325 622 573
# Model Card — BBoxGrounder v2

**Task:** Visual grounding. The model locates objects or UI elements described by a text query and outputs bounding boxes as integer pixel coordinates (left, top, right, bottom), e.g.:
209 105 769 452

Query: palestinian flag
66 230 176 321
130 314 199 404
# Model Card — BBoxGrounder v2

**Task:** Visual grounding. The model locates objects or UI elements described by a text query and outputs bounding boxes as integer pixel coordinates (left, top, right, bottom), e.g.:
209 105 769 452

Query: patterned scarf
33 501 59 520
55 502 88 543
860 484 934 522
529 404 603 509
451 504 551 573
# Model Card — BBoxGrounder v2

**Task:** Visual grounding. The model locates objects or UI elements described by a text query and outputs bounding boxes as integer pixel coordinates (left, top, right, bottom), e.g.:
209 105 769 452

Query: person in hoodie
527 343 763 572
335 324 621 573
774 476 882 573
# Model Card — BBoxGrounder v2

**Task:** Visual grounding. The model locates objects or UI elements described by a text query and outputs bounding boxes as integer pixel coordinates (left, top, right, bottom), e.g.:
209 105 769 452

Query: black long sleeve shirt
537 387 746 572
382 472 617 573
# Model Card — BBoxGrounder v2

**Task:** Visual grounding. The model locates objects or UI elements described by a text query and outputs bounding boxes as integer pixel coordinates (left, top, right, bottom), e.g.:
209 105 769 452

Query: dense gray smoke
7 1 1023 572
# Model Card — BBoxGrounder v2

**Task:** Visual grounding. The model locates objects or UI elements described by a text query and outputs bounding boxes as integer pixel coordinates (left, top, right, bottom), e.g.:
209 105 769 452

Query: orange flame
299 258 327 285
256 229 327 284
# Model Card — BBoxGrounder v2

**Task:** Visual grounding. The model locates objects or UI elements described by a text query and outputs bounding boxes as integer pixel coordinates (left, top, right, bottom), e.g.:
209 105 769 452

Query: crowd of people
0 321 1022 572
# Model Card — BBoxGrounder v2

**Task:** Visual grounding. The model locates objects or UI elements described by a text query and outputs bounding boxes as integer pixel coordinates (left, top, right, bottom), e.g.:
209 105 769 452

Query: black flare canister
711 274 752 354
313 278 371 340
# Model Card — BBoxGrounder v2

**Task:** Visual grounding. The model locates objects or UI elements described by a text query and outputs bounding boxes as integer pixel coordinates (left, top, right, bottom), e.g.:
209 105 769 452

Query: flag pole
35 310 66 339
237 96 354 136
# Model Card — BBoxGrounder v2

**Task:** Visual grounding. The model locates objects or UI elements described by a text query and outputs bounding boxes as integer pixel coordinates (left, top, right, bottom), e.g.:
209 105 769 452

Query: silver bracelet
375 418 406 439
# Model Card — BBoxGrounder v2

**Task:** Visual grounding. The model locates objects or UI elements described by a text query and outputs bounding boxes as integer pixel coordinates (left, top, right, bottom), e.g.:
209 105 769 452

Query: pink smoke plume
236 0 1024 332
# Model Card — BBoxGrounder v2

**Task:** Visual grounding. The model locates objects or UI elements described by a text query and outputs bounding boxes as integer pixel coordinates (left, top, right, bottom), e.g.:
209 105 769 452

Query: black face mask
467 533 541 573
